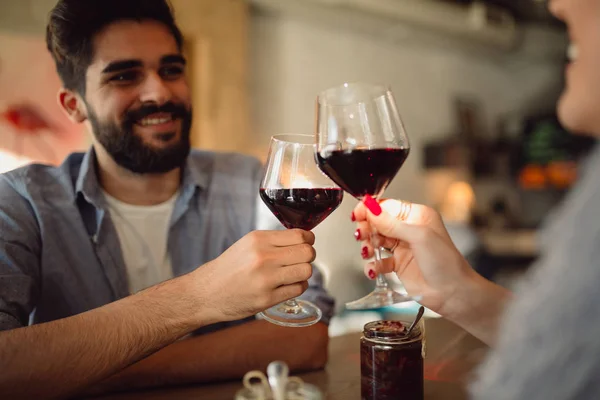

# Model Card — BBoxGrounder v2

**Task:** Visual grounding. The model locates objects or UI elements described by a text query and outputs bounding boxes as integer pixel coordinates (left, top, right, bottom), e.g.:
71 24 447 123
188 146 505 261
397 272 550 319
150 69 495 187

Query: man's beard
87 102 192 174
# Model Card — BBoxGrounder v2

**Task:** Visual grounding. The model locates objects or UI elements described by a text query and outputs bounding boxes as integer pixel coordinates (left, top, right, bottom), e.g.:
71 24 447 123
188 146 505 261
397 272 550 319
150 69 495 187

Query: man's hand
193 229 316 322
0 229 318 400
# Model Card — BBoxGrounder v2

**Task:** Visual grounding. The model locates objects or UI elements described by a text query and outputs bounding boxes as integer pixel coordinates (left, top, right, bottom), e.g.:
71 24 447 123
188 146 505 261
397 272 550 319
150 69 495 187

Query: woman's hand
353 195 512 346
353 196 475 315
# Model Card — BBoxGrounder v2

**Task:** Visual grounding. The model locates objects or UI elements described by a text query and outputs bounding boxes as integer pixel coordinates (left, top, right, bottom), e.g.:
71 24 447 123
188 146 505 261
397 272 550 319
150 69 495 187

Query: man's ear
58 88 87 123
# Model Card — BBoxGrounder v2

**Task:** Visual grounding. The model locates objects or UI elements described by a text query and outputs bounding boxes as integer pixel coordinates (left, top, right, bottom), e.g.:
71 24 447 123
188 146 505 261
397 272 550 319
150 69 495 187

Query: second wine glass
259 134 343 327
315 82 418 310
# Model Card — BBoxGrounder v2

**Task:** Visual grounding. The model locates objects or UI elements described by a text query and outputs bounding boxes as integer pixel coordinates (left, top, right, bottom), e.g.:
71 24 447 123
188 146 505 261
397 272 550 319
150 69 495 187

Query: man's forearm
0 276 211 400
91 319 329 393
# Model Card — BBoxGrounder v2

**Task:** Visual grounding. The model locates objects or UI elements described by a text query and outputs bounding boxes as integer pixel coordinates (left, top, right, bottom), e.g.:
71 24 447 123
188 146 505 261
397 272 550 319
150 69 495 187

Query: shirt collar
181 150 210 191
75 147 104 208
75 147 210 208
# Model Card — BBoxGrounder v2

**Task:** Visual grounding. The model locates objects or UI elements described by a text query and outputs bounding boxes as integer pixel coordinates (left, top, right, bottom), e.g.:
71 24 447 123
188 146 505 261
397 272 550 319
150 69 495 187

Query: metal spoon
267 361 288 400
406 306 425 336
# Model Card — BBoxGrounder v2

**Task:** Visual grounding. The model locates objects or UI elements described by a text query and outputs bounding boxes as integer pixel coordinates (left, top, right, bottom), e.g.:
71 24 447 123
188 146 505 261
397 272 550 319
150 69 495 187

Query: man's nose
139 72 171 105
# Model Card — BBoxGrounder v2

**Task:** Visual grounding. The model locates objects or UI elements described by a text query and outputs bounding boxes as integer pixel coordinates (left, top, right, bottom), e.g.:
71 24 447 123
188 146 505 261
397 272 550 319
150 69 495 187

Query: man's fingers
275 263 314 286
272 281 309 304
261 229 316 246
271 242 317 267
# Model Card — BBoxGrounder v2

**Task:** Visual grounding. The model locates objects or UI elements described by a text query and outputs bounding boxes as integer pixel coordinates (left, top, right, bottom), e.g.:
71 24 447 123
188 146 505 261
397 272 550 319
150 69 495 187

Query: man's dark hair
46 0 184 94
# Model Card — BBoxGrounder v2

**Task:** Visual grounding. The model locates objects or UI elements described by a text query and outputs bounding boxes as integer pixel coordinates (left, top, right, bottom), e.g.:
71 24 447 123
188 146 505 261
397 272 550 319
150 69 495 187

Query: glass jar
360 320 425 400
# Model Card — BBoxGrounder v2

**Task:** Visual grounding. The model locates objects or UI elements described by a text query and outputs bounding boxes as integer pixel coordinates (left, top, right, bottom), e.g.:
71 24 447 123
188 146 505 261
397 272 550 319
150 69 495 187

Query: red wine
316 148 409 199
259 188 343 231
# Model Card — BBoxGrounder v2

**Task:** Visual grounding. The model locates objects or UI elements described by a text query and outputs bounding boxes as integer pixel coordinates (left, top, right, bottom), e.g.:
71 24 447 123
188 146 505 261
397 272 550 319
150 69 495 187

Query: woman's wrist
442 268 513 345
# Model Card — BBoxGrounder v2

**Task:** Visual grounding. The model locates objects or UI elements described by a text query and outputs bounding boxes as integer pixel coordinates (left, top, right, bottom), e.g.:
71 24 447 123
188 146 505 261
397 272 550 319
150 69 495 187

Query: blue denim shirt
0 148 334 332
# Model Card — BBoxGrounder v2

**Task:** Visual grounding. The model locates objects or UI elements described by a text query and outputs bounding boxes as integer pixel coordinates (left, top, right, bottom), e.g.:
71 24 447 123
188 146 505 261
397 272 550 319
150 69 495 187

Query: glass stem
284 298 301 311
372 231 389 291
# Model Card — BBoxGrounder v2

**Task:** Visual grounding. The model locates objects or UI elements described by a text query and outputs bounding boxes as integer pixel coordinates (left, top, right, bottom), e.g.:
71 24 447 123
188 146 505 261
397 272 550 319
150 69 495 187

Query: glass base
346 287 421 310
259 299 322 327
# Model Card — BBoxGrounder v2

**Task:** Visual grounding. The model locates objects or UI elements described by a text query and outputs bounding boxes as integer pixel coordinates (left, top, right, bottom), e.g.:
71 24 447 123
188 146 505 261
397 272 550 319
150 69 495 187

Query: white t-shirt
103 191 278 295
103 191 179 294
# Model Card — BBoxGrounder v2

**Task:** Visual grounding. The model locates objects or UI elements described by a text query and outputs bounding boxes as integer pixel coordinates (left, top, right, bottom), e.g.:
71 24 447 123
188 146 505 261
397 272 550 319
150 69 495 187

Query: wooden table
94 318 487 399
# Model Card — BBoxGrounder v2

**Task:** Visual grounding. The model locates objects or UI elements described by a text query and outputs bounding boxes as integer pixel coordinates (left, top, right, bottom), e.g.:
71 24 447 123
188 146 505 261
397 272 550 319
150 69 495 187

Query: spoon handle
406 306 425 336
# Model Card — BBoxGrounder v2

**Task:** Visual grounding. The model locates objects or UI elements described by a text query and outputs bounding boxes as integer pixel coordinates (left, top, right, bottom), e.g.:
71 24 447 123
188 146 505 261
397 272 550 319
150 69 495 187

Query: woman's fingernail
361 246 369 259
351 211 356 222
363 195 382 216
354 229 361 241
368 269 376 279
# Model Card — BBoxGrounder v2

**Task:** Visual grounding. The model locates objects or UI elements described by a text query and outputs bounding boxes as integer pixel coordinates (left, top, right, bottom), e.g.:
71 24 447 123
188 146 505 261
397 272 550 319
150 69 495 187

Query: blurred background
0 0 595 334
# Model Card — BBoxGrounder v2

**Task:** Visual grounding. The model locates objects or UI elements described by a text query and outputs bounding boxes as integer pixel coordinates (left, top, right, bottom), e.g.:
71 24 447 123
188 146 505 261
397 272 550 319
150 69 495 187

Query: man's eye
109 71 140 84
161 66 184 80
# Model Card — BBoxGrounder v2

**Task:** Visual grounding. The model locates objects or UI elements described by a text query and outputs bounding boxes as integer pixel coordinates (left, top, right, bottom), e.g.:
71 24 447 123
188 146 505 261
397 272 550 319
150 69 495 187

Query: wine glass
315 82 418 310
259 134 343 327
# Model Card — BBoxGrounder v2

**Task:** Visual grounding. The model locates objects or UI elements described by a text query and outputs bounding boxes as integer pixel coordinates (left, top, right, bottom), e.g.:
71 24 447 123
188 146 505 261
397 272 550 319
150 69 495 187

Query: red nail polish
368 269 376 279
361 246 369 259
351 211 356 222
363 195 382 216
354 229 361 241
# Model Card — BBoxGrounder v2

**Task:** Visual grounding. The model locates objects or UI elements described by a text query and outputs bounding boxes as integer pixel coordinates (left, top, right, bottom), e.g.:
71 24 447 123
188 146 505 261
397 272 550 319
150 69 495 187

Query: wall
0 0 56 36
171 0 251 153
0 33 87 172
248 9 565 306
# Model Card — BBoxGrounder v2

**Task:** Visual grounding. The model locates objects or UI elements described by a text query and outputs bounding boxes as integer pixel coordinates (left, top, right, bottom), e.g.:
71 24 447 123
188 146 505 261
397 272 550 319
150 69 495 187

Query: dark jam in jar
360 320 424 400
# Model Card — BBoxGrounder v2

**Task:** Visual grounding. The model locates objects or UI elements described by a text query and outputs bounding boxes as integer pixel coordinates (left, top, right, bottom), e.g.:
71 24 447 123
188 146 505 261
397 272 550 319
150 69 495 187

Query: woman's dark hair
46 0 184 94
